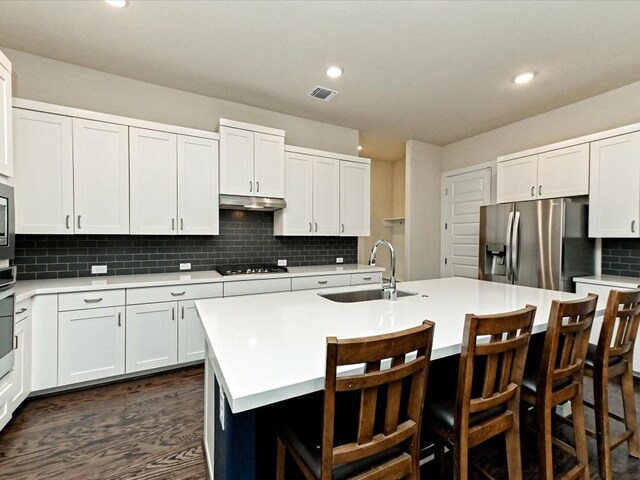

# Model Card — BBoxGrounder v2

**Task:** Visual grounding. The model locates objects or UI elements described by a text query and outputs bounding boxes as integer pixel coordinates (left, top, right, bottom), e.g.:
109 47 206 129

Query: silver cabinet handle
314 222 318 232
309 222 312 233
16 308 28 315
363 276 372 281
341 223 345 233
249 180 253 192
181 306 185 319
171 291 186 296
66 214 70 229
117 312 122 327
180 218 184 231
318 280 328 285
531 186 535 197
78 215 82 229
84 298 103 303
14 335 18 350
633 220 636 233
171 307 175 321
539 185 542 196
256 181 260 192
172 218 175 230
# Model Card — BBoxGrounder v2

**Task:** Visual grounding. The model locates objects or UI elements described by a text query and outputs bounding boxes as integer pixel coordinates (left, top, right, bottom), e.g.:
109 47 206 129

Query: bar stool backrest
598 288 640 363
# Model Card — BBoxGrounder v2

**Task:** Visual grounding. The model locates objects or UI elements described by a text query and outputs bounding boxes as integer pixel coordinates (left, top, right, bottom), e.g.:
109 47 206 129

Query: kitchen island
196 277 584 479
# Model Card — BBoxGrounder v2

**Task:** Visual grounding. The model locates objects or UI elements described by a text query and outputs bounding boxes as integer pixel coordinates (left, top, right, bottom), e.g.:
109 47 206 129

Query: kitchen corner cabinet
73 118 130 234
219 121 285 198
496 144 589 203
588 131 640 237
125 302 178 373
340 160 370 236
130 128 219 235
14 109 74 233
0 50 12 177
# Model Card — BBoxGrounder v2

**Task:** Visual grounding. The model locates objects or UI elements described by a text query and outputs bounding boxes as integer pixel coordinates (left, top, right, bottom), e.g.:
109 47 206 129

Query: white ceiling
1 1 640 161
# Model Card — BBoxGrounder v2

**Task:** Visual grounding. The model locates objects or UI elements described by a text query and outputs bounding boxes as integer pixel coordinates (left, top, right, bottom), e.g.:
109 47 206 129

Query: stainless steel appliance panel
0 285 15 380
478 203 514 284
0 184 14 261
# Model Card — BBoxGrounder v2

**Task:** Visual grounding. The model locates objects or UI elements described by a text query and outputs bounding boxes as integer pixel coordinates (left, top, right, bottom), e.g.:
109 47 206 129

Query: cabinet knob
309 222 312 233
84 297 103 303
78 215 82 229
632 220 636 233
171 307 176 321
180 218 184 231
249 181 253 192
172 218 175 231
318 280 328 285
171 291 186 296
66 214 71 229
16 308 28 315
256 181 260 192
341 223 345 233
118 312 122 327
539 185 542 196
315 222 318 233
531 186 535 197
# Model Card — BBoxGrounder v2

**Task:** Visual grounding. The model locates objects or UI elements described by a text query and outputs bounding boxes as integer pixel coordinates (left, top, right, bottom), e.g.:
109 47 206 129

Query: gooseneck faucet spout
369 239 397 301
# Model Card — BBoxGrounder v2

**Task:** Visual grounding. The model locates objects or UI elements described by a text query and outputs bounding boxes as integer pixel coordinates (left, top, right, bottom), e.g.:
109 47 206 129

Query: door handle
249 181 253 192
84 297 103 303
531 186 535 197
511 211 521 282
506 211 514 281
538 185 542 196
633 220 636 233
256 181 260 192
66 214 70 229
118 312 122 327
171 291 186 296
78 215 82 229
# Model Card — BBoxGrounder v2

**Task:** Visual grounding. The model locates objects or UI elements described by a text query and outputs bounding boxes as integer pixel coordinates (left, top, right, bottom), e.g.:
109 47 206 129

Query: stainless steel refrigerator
478 198 595 292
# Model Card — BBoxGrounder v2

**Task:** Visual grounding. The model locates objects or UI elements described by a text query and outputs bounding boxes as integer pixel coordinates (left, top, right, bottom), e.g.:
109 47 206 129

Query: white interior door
442 167 492 278
339 160 370 236
178 300 206 363
253 132 284 197
312 156 340 236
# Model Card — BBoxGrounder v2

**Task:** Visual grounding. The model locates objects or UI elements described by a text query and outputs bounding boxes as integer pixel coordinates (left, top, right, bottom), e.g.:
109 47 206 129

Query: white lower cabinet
126 302 178 373
178 300 206 363
10 313 32 409
58 306 126 386
0 370 13 431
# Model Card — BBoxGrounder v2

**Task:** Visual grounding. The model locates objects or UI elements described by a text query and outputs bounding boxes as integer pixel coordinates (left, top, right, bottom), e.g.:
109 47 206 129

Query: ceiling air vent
309 86 339 101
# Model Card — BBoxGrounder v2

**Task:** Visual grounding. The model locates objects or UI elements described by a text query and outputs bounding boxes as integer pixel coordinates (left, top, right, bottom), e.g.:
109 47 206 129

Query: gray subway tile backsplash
601 239 640 277
13 210 358 280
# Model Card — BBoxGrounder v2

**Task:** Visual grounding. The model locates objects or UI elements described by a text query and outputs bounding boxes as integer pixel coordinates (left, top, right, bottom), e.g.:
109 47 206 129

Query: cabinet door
589 132 640 237
274 152 313 235
178 300 205 363
130 128 178 234
496 155 538 203
58 307 125 386
0 57 11 177
178 135 219 235
219 126 253 195
73 119 129 234
0 368 13 431
10 316 31 409
312 156 340 236
537 144 589 199
254 132 284 197
126 302 178 373
340 160 370 236
13 109 74 233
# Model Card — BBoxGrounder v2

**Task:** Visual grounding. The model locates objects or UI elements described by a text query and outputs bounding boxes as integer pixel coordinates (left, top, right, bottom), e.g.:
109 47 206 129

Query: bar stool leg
570 386 590 480
505 414 523 479
434 440 446 479
276 436 286 480
593 370 612 479
453 440 469 480
621 366 640 458
537 404 554 480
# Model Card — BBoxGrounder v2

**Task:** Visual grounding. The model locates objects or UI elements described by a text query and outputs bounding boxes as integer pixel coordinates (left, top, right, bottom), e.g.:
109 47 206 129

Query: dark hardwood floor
0 366 638 479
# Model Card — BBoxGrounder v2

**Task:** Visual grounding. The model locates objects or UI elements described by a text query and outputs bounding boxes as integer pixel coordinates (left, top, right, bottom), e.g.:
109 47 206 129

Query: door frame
440 161 496 277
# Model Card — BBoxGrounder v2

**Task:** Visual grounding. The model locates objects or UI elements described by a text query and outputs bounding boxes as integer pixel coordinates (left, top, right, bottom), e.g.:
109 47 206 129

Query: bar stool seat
520 370 571 395
584 343 622 369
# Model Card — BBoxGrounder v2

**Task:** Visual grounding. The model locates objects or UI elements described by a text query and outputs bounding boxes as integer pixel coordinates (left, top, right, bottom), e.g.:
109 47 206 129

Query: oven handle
0 285 14 301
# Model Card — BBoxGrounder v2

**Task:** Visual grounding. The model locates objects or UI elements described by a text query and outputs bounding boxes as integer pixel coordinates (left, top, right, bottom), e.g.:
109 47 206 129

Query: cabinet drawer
350 272 382 286
223 278 291 297
291 274 351 291
15 298 32 323
126 283 222 305
59 289 125 312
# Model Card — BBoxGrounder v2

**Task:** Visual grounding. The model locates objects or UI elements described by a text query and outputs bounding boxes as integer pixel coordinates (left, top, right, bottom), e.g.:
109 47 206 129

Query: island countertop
196 277 584 413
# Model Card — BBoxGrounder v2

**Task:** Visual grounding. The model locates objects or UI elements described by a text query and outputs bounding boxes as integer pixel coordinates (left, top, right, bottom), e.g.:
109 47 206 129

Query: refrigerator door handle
506 211 514 281
511 211 521 282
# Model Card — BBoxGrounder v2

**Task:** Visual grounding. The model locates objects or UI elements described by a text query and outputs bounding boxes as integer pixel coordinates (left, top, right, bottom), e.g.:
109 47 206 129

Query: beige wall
405 140 442 280
391 160 406 281
2 47 359 155
441 79 640 172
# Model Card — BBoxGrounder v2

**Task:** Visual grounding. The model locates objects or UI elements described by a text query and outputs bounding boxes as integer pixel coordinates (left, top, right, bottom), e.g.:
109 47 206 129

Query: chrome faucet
369 239 397 301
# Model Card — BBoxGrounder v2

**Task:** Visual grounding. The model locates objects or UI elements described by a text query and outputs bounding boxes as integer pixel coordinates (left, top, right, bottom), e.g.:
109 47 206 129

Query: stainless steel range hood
219 194 286 211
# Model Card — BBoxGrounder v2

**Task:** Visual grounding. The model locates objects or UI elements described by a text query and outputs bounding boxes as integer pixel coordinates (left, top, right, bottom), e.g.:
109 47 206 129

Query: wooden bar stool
583 288 640 479
520 294 598 480
424 305 536 480
276 320 435 480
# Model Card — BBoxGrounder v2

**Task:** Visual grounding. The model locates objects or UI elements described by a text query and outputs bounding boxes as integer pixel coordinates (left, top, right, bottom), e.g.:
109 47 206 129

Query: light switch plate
336 257 344 264
91 265 107 274
179 263 191 271
277 259 287 267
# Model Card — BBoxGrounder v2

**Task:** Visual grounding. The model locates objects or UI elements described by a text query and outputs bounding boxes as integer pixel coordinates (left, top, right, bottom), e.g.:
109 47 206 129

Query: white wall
2 47 359 155
405 140 442 280
442 79 640 172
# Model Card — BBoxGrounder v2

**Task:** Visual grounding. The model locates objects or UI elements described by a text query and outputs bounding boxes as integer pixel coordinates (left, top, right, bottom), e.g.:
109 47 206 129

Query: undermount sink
319 288 418 303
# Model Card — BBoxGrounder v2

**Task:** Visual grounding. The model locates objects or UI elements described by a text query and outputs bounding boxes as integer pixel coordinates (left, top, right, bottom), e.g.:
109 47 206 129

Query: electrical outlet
219 385 226 430
277 259 287 267
336 257 344 264
179 263 191 271
91 265 107 274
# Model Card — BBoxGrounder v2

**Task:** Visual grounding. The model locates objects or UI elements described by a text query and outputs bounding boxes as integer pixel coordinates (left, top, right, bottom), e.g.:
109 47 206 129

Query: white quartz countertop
196 277 582 414
13 264 384 302
573 275 640 288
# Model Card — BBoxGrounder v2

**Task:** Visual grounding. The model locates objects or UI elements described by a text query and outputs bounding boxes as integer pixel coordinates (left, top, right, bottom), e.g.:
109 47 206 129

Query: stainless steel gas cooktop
215 264 289 276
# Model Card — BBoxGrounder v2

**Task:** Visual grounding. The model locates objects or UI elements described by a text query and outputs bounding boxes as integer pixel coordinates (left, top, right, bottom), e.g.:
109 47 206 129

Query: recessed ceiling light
105 0 128 7
357 145 363 151
513 71 536 85
326 66 343 79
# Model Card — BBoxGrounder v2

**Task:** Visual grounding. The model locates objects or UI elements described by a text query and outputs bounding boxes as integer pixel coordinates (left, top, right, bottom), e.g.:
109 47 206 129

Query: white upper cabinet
14 109 74 234
340 160 370 236
219 119 285 198
73 118 129 234
178 136 219 235
0 50 12 177
130 128 178 235
274 152 314 235
496 145 589 203
589 132 640 238
313 156 340 236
